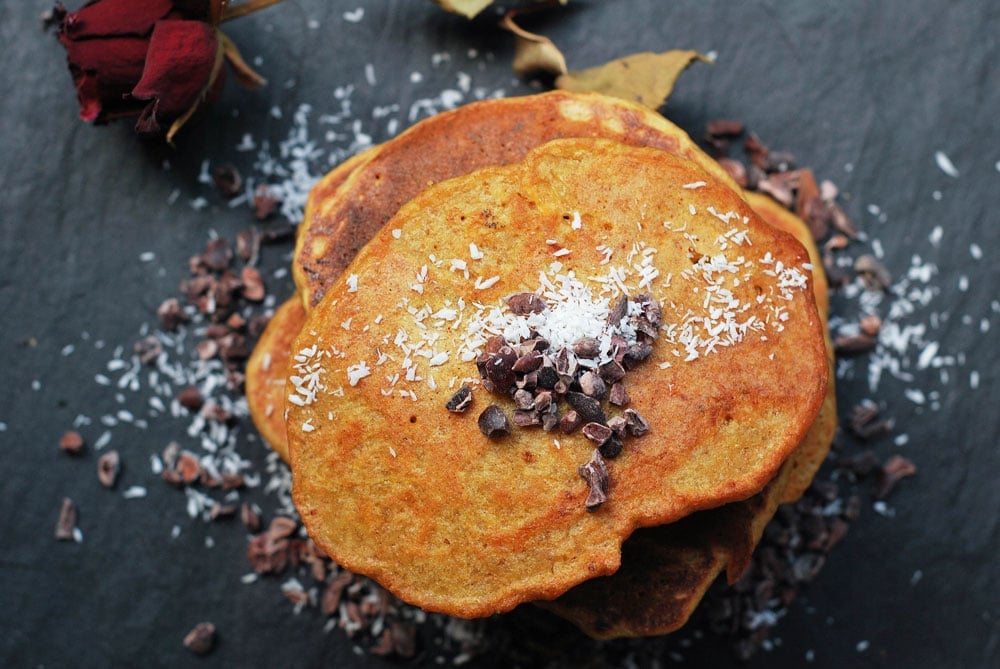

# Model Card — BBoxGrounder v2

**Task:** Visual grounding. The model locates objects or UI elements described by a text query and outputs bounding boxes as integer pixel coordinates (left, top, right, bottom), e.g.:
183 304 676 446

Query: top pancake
293 90 741 309
287 138 828 618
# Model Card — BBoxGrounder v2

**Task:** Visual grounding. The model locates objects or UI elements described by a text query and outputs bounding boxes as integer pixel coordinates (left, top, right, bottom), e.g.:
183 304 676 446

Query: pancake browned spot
286 138 828 618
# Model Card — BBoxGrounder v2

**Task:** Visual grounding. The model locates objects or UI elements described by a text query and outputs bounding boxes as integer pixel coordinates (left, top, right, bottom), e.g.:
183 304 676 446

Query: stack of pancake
245 91 835 638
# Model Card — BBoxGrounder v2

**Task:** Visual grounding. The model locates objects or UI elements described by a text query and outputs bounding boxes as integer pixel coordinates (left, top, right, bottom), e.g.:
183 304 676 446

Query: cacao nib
478 405 511 439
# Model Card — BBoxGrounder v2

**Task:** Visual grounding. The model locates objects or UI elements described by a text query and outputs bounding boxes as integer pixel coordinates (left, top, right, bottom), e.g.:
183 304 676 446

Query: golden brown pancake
286 138 828 618
245 298 307 462
539 191 837 639
745 191 836 503
293 90 742 308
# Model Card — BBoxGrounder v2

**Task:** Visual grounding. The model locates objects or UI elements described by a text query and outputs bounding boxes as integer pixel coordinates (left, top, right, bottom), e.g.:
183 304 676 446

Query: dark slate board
1 1 997 667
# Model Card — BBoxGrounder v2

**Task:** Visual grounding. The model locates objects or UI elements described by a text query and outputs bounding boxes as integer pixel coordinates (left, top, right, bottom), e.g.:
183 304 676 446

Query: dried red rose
50 0 279 141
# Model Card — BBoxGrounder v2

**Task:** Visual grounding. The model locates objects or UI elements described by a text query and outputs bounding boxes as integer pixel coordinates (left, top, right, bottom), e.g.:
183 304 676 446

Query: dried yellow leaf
433 0 495 19
500 11 567 77
556 50 710 109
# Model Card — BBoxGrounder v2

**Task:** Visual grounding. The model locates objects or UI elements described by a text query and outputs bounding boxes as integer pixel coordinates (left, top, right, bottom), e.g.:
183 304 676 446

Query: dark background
2 1 997 667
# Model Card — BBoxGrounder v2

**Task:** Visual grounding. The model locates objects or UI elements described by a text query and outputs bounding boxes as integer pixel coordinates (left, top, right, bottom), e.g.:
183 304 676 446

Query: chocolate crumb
97 450 120 488
183 622 216 656
59 430 84 455
477 405 511 439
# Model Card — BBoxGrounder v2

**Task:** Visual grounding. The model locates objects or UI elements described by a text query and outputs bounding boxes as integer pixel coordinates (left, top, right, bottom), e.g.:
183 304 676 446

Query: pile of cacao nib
452 291 657 511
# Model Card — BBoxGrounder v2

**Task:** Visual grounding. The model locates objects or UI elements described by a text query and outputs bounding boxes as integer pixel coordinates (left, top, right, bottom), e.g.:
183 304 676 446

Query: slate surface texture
1 1 997 667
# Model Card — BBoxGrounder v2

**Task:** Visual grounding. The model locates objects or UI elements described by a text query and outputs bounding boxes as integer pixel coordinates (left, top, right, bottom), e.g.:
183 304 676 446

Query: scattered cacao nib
212 163 243 199
513 410 541 427
505 292 547 315
606 294 629 327
240 503 261 532
268 516 298 540
598 434 624 459
478 405 511 439
717 157 748 188
859 313 883 337
175 450 202 484
743 132 770 169
512 350 544 373
134 335 163 365
253 184 280 220
706 119 745 138
483 346 518 393
176 386 204 412
183 622 216 656
847 400 894 439
156 297 189 331
247 531 291 575
59 430 84 455
623 408 650 436
606 415 627 437
838 448 882 478
570 336 600 358
202 238 233 272
582 422 613 446
240 266 266 301
578 371 606 399
96 450 120 488
236 227 261 265
54 497 77 541
559 410 582 434
565 392 606 425
209 503 238 521
854 254 892 291
598 359 625 383
321 570 355 615
874 454 917 499
833 333 878 355
578 450 609 511
259 220 295 244
445 385 473 413
608 382 630 407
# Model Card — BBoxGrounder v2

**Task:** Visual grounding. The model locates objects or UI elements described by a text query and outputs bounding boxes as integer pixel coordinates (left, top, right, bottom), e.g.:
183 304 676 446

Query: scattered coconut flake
933 150 960 177
122 486 147 499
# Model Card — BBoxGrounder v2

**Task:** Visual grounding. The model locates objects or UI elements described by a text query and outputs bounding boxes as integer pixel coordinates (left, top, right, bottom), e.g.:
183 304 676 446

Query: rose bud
50 0 277 142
